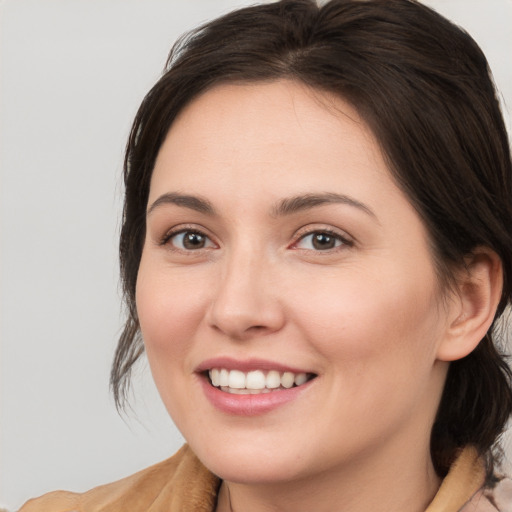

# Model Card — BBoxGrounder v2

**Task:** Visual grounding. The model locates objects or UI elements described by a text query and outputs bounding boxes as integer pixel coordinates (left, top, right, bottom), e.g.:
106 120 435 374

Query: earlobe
436 247 503 362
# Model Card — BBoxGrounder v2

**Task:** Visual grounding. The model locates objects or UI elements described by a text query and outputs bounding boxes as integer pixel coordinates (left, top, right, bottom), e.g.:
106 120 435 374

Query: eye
165 230 215 250
294 230 349 251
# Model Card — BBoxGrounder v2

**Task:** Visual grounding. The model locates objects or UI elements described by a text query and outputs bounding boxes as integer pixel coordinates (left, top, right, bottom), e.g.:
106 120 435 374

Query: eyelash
160 227 216 251
160 226 353 253
292 228 353 252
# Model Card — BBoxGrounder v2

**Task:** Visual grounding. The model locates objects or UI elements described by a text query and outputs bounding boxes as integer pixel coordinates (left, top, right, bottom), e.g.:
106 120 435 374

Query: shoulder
19 445 220 512
491 476 512 511
18 490 81 512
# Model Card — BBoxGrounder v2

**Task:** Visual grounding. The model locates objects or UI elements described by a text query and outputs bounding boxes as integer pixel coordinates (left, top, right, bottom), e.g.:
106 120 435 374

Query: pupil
183 232 205 249
313 233 335 250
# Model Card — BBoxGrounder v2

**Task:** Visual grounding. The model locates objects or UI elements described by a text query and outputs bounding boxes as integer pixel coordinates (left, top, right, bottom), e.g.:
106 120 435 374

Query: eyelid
156 223 353 252
159 224 218 249
290 226 354 250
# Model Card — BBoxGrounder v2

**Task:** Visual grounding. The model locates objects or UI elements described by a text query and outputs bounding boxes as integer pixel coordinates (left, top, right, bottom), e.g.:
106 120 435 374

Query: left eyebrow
146 192 216 217
271 192 378 220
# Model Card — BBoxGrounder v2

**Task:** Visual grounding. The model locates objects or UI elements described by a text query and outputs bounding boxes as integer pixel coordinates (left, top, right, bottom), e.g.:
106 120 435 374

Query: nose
206 250 285 340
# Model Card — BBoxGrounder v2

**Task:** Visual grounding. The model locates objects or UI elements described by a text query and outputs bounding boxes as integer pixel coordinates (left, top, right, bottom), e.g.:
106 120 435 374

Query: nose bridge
207 241 283 339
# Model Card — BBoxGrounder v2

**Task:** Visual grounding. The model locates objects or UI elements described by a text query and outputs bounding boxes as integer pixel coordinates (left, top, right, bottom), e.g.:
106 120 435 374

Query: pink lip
199 375 314 416
196 357 311 374
195 357 317 417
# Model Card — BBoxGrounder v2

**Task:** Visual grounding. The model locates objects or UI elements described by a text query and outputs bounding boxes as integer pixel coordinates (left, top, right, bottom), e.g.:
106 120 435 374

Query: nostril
206 271 286 338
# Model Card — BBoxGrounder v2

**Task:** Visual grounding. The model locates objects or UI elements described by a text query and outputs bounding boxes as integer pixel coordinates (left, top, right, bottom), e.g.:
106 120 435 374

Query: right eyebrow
146 193 216 216
271 192 377 220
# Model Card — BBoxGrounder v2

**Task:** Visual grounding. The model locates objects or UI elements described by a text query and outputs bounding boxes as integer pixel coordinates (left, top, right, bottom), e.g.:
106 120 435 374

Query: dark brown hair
111 0 512 477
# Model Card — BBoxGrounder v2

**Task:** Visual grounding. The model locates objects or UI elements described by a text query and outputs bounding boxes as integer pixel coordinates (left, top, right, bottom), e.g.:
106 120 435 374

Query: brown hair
111 0 512 477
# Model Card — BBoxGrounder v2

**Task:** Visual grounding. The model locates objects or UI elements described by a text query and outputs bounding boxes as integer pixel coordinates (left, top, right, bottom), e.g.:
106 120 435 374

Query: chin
208 458 303 485
190 438 309 484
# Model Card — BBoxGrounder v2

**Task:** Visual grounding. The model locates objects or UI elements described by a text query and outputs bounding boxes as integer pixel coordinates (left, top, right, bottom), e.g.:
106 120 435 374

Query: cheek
291 266 444 435
289 264 442 374
135 257 214 426
135 256 208 373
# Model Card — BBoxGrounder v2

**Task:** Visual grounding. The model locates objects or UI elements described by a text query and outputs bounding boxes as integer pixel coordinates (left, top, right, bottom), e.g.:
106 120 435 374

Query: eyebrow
147 191 376 220
147 193 216 216
272 192 377 219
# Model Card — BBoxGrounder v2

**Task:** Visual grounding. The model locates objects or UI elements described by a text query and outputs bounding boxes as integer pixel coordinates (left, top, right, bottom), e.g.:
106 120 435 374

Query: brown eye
295 230 348 251
183 232 206 249
167 230 215 250
312 233 336 250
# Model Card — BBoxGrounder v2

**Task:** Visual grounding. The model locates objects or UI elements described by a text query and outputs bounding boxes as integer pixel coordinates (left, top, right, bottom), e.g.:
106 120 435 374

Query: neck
216 440 441 512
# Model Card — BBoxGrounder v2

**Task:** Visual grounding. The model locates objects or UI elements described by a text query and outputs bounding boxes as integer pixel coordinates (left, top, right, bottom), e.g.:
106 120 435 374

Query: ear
436 247 503 362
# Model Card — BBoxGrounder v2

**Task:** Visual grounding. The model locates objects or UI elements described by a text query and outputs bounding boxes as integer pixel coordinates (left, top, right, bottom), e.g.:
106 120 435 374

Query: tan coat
19 445 511 511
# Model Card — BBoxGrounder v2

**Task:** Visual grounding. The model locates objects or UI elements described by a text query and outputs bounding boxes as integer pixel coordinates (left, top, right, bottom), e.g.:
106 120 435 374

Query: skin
136 80 497 511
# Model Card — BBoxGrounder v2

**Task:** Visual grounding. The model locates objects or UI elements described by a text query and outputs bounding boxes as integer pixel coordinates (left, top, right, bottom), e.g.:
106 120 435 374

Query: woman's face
136 80 453 484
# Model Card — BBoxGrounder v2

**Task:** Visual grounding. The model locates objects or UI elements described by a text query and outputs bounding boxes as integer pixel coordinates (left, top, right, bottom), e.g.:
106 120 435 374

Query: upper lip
196 357 314 374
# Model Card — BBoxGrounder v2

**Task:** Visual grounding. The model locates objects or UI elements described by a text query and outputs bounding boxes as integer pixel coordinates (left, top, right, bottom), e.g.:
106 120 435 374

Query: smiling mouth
207 368 317 395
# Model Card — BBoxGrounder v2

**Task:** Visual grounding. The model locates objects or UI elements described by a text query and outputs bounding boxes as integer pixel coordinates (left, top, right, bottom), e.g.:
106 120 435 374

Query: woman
21 0 512 510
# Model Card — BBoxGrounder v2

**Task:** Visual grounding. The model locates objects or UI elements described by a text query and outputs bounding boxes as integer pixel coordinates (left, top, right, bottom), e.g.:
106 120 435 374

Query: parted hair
111 0 512 478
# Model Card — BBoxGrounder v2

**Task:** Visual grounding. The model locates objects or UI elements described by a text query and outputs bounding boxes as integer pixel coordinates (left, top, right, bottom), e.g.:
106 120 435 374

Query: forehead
150 80 392 201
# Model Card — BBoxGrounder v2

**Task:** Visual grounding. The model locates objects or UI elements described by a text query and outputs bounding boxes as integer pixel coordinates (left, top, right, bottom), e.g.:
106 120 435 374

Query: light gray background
1 1 511 510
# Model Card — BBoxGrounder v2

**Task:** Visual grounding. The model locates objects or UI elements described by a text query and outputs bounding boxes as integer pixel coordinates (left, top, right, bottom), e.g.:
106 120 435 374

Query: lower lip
199 376 314 416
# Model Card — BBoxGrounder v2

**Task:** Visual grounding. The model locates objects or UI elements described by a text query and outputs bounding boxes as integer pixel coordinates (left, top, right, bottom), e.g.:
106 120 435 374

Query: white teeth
229 388 251 394
219 369 229 387
246 370 266 390
294 373 308 386
281 372 295 389
228 370 246 389
220 386 272 395
266 370 281 389
210 368 220 387
208 368 312 393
